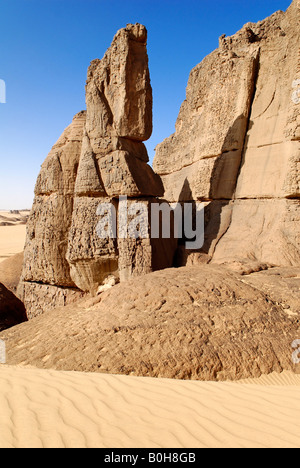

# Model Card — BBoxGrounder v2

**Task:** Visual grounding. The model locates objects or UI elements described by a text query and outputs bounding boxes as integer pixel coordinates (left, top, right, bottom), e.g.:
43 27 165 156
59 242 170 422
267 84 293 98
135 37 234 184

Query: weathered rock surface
20 24 176 315
66 197 119 295
117 198 177 282
17 282 84 320
0 283 27 332
19 113 88 316
5 5 300 384
1 265 299 380
154 51 259 198
154 0 300 267
74 131 106 197
213 199 300 266
98 150 163 198
22 111 86 288
86 24 152 146
81 23 161 200
241 266 300 317
67 23 173 294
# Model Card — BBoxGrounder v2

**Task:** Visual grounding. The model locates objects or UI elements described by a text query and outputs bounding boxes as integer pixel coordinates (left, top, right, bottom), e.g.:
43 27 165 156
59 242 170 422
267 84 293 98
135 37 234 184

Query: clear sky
0 0 292 209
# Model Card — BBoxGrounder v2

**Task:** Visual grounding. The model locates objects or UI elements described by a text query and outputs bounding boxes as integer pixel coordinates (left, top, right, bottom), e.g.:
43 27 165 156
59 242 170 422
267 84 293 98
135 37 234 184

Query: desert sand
0 211 28 264
0 366 299 449
0 225 26 263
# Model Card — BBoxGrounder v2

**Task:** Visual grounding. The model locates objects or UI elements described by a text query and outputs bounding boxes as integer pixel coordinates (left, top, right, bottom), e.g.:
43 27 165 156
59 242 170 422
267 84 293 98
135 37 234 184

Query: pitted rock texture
22 111 86 288
68 23 172 294
1 266 300 380
86 24 152 146
21 24 176 316
17 282 85 321
154 0 300 267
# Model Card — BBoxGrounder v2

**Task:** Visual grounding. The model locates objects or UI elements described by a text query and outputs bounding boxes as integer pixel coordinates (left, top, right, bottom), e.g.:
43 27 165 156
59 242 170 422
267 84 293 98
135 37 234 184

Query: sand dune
0 224 27 264
0 366 299 449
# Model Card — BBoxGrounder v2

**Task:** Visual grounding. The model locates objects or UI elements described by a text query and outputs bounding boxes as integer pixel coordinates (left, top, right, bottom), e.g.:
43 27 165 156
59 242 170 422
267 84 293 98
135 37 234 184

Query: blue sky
0 0 292 209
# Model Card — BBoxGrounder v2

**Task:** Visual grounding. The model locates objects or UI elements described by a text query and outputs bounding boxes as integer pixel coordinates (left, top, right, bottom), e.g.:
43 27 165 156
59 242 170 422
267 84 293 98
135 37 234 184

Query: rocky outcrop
18 111 87 318
154 0 300 267
1 265 299 380
22 111 86 288
3 4 300 382
154 50 259 200
67 23 173 295
20 24 176 315
18 282 85 320
0 283 27 332
19 3 299 319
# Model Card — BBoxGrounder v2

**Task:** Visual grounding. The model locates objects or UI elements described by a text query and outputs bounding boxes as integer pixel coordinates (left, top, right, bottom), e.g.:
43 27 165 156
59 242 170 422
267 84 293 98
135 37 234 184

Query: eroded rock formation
19 2 299 322
67 24 170 294
20 24 175 317
19 112 87 317
2 2 300 382
154 0 300 267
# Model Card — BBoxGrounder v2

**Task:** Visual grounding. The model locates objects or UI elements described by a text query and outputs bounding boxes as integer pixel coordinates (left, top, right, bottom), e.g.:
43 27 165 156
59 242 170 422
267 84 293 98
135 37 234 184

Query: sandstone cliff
154 0 300 268
67 24 171 295
19 2 299 320
20 24 176 317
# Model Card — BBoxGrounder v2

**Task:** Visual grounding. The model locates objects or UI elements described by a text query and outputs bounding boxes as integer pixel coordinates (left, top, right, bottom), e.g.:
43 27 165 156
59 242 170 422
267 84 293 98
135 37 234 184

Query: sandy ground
0 212 28 263
0 366 299 449
0 227 26 263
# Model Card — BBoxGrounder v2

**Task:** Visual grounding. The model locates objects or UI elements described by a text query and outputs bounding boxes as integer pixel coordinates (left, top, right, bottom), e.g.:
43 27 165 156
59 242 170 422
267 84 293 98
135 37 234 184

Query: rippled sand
0 366 300 448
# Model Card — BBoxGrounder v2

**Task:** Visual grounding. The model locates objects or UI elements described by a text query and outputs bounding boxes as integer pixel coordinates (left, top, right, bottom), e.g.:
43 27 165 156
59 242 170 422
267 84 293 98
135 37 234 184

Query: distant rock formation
154 0 300 267
20 24 176 318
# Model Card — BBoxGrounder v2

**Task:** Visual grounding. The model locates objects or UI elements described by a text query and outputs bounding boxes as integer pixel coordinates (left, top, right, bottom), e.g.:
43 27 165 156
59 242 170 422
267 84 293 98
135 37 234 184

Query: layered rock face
4 3 300 381
154 0 300 267
20 24 175 317
20 3 299 321
23 111 87 289
67 24 169 294
19 112 87 317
